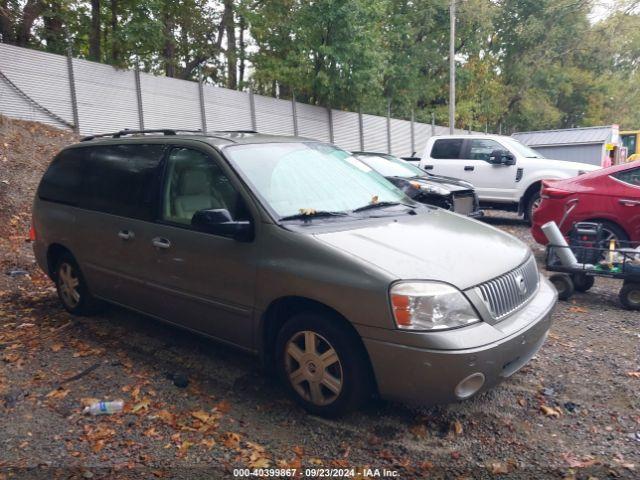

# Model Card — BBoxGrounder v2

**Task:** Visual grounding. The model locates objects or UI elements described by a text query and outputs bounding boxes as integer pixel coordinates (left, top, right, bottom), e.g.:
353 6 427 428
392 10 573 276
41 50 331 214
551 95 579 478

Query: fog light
454 372 485 399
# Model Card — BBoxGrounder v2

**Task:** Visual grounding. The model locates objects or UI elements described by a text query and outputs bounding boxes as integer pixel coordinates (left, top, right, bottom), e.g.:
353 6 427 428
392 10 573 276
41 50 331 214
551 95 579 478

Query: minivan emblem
515 274 527 295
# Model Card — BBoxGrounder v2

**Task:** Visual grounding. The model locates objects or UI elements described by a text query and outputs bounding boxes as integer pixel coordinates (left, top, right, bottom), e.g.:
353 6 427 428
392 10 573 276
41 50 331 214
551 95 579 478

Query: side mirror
191 209 253 241
488 149 516 166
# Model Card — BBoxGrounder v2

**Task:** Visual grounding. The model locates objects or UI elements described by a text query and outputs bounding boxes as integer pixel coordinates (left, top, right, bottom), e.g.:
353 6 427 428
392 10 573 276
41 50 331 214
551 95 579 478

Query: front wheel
550 273 574 301
276 312 372 417
619 282 640 310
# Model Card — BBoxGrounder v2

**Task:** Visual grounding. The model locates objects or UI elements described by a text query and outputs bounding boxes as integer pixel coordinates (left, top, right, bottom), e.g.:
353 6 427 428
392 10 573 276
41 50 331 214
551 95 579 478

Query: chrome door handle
118 229 135 240
152 237 171 249
464 165 475 171
619 199 640 206
423 165 434 170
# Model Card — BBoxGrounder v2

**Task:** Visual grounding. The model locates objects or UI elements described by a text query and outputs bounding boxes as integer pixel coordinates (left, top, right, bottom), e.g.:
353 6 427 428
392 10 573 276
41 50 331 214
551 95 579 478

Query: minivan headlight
390 282 480 331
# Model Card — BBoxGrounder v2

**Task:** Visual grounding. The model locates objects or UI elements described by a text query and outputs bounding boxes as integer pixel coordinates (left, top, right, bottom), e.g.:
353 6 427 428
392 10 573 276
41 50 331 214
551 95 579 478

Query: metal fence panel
390 118 412 157
253 94 294 135
296 102 330 142
73 58 139 135
203 85 253 132
140 73 201 131
362 114 387 153
331 110 360 151
0 43 72 129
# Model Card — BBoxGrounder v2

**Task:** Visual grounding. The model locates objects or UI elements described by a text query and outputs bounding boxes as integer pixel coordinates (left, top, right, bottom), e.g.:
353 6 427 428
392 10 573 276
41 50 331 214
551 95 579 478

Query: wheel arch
259 296 377 389
46 243 73 278
519 181 543 214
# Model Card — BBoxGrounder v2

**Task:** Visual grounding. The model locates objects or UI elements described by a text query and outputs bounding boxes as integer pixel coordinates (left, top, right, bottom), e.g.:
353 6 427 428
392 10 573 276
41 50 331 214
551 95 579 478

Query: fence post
291 91 299 136
66 46 80 133
386 99 392 154
358 108 364 151
248 89 257 131
410 109 415 155
198 74 207 133
327 107 334 144
431 112 436 136
134 63 144 130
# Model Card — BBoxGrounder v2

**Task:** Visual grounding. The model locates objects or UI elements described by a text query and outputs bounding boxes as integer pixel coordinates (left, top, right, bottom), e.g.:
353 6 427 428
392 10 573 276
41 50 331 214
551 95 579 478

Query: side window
431 139 463 159
84 144 164 220
612 167 640 187
38 148 86 205
162 148 248 226
466 139 505 161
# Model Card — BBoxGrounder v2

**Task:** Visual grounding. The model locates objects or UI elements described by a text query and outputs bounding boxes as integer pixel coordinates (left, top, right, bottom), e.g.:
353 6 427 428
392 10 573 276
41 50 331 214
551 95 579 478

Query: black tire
524 190 541 225
572 273 595 292
550 273 574 301
590 220 629 244
54 252 101 316
619 282 640 310
275 311 372 417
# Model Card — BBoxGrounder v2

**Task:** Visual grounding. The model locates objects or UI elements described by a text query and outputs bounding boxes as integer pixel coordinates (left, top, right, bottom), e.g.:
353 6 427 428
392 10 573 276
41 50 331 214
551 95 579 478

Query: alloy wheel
284 331 343 407
58 262 81 308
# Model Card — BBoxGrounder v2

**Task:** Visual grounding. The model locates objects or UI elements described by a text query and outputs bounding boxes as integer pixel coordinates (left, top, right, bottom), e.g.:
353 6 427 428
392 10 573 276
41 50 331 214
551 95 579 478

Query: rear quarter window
431 139 463 159
612 167 640 187
38 144 165 220
38 148 86 206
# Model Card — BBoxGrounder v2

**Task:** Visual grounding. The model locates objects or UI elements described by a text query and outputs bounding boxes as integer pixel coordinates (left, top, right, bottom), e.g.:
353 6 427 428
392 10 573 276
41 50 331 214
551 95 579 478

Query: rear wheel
550 273 574 300
54 253 100 315
592 220 629 245
276 312 372 417
572 273 595 292
619 282 640 310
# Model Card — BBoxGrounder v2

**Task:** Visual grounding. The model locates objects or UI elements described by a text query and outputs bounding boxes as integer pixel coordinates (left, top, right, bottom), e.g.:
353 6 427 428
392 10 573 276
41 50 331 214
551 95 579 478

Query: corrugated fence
0 43 464 156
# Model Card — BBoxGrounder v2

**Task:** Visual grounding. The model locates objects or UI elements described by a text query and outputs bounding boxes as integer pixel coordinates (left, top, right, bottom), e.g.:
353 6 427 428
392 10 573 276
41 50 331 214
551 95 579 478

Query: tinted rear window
431 139 463 159
38 144 165 220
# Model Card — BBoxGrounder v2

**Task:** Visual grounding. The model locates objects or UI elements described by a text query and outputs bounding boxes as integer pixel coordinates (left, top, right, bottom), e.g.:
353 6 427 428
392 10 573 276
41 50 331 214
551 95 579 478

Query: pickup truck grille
475 255 539 321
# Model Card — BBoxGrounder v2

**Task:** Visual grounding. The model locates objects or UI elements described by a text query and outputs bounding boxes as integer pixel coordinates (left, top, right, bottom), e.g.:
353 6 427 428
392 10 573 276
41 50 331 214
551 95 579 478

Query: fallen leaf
221 432 241 449
214 400 232 413
132 398 151 413
489 461 510 474
540 405 562 418
517 397 526 407
627 372 640 379
50 343 63 352
201 438 216 449
568 306 588 313
156 410 176 426
452 420 463 435
292 445 304 457
45 387 69 400
191 410 211 423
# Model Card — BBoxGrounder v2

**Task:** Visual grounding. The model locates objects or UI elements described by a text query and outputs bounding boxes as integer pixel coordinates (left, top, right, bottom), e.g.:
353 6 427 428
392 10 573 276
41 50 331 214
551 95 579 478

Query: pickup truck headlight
390 282 480 331
410 181 450 196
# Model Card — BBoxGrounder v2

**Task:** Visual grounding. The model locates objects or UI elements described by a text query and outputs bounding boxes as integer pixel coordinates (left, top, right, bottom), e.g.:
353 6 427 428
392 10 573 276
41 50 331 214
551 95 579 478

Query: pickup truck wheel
276 312 371 417
54 253 100 316
525 191 541 225
619 282 640 310
550 273 574 300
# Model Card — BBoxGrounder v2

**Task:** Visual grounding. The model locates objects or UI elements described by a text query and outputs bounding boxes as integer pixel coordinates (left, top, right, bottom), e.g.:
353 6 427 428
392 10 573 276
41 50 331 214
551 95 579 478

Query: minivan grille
474 255 539 321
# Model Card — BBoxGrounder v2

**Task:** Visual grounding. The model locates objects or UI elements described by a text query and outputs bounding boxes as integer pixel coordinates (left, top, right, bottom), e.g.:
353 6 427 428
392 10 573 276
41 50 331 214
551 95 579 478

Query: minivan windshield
505 138 545 159
354 154 425 179
225 143 410 219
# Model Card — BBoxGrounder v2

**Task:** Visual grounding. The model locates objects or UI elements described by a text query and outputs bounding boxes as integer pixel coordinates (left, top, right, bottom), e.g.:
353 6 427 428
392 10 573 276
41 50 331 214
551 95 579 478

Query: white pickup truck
419 134 600 221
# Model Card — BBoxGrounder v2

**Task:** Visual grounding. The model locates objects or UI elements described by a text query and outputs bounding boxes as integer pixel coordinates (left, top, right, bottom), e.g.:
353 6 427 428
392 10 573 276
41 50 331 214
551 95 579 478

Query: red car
532 160 640 244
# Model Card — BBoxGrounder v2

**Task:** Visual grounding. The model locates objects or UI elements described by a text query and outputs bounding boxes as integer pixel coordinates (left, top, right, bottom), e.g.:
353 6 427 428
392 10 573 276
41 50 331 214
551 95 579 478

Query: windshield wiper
352 201 414 213
279 210 349 222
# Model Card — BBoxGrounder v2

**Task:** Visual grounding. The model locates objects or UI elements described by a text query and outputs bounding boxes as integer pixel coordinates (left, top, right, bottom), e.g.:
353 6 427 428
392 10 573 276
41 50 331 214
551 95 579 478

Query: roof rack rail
212 129 258 134
80 128 202 142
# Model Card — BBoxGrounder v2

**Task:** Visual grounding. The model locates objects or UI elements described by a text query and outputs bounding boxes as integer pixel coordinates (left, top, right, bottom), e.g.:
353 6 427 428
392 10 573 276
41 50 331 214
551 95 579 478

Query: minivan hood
314 210 530 290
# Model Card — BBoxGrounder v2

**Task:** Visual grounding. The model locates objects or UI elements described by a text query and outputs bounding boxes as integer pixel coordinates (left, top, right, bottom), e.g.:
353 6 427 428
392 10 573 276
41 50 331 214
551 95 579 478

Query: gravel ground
1 118 639 479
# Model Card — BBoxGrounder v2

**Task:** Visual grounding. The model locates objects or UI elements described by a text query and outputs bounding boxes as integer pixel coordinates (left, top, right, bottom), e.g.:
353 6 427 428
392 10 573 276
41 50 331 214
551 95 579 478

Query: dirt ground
0 117 639 479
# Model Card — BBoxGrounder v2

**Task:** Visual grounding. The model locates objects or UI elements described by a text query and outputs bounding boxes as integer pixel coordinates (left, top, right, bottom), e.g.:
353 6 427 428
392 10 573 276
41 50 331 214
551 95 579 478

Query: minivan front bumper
362 275 557 405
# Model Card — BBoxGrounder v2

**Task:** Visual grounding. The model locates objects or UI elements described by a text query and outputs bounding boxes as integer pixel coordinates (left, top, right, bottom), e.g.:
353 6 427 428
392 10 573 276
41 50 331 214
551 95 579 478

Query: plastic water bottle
83 400 124 415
